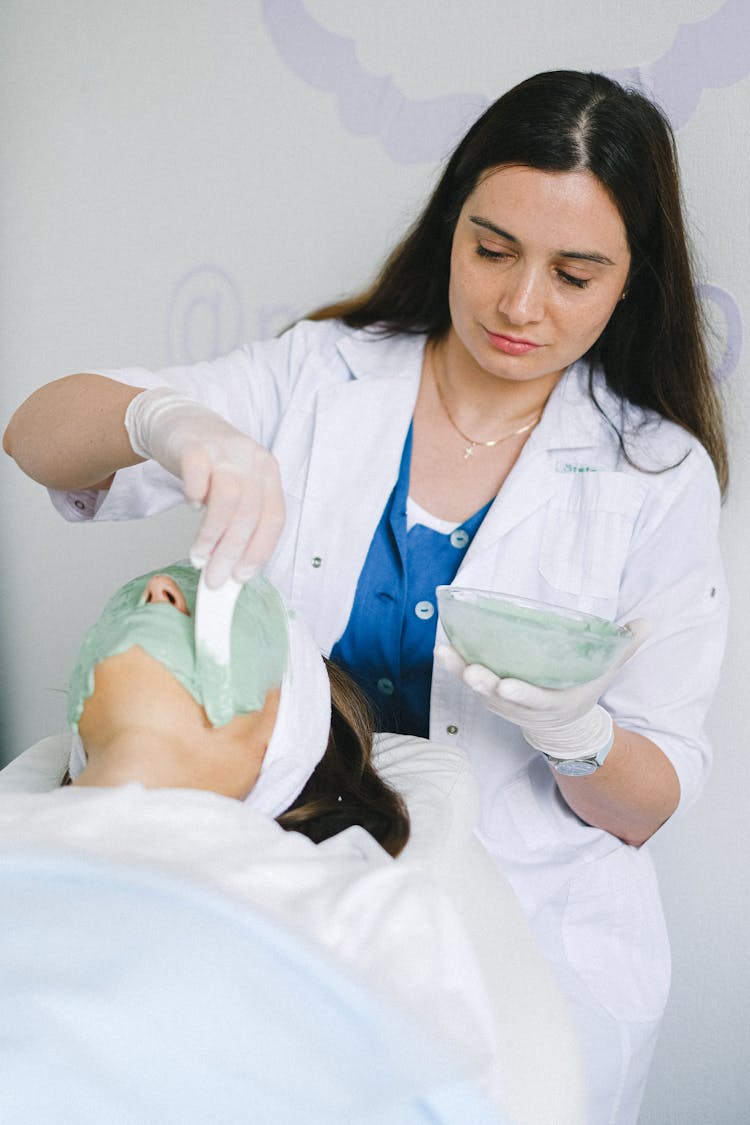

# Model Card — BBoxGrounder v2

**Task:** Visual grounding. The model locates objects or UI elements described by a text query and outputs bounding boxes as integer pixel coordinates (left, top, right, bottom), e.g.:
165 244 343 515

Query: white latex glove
125 387 284 588
436 618 650 761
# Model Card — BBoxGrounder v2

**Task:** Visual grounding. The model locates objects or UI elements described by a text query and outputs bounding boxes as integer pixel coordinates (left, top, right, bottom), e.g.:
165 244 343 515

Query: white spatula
194 570 243 726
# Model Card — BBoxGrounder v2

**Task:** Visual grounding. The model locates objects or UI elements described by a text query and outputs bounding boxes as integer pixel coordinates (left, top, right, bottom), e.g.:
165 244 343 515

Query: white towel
244 609 330 818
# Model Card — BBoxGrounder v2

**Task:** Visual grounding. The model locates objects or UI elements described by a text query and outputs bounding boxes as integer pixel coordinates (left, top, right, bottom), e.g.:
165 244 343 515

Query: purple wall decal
699 284 743 383
609 0 750 128
256 303 303 340
262 0 750 161
260 0 489 163
166 264 244 365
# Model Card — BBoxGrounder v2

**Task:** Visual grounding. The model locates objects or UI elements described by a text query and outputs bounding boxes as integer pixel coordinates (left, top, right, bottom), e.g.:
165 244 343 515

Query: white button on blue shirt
450 529 470 549
414 600 435 620
377 677 395 696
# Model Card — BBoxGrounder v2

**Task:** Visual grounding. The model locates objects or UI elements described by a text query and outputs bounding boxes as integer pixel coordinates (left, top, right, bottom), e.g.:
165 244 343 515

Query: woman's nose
497 267 545 325
143 575 190 615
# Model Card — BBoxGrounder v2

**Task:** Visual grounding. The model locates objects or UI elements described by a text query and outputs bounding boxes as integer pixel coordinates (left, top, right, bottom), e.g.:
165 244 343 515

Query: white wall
2 2 748 1120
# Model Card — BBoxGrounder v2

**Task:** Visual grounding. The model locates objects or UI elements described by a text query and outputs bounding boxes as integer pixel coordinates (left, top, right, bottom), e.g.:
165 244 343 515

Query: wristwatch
542 737 614 777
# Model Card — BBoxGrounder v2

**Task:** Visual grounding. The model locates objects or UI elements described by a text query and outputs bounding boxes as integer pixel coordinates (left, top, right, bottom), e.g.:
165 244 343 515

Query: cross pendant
463 445 475 460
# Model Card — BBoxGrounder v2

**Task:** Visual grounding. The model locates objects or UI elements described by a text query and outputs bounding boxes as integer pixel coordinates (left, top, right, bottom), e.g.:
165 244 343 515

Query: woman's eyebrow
468 215 615 266
558 249 615 266
469 215 518 243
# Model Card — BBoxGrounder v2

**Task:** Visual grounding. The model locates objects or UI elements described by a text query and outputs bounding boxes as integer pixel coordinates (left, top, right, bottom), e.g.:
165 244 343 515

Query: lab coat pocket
539 473 644 601
562 847 671 1023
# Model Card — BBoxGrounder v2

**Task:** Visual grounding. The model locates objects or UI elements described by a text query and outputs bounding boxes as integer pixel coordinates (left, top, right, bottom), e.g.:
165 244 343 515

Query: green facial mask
68 564 289 731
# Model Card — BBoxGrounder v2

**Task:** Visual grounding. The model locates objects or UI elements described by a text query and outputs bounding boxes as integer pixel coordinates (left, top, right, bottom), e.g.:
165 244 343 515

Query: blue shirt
331 425 491 736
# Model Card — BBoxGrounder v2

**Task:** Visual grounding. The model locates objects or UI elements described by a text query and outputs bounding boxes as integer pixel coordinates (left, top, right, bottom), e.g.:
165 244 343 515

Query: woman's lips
484 329 541 356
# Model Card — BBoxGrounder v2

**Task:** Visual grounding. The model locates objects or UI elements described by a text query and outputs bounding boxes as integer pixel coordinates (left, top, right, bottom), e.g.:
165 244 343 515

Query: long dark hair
310 70 727 494
277 660 410 857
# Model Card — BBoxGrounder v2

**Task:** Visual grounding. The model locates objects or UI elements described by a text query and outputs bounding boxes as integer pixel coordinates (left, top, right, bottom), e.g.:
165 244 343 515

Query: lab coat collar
324 330 625 579
335 325 427 384
335 328 618 452
534 360 619 453
460 363 620 566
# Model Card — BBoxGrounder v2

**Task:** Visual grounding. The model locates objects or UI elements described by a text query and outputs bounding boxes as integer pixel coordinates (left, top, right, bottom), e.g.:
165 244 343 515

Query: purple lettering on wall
699 284 743 383
166 264 244 365
257 304 301 340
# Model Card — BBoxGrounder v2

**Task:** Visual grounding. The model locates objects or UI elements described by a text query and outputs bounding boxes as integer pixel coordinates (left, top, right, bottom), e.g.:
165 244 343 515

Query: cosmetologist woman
4 70 728 1124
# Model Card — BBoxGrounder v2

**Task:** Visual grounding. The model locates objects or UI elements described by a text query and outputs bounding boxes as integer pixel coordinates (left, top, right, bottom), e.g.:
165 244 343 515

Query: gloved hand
436 618 650 762
125 387 284 588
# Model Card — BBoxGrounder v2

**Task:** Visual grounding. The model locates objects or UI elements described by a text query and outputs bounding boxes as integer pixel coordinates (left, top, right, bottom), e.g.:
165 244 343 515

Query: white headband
243 609 331 818
69 605 331 819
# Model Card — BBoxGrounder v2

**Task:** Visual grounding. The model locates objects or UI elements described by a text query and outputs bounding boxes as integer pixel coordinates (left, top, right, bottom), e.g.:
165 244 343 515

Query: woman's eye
557 270 590 290
476 244 510 261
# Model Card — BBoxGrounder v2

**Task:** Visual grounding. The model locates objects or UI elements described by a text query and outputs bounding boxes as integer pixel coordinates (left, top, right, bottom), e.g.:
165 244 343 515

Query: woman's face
73 567 285 798
69 565 288 732
446 165 631 386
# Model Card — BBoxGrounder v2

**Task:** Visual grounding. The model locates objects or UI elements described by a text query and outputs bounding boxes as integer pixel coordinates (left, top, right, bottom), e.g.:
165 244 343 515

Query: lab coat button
311 556 322 568
414 600 435 620
446 724 458 735
377 677 395 696
450 529 470 549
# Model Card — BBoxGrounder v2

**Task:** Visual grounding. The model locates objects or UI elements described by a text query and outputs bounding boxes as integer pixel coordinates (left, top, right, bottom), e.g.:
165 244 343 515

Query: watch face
552 757 599 776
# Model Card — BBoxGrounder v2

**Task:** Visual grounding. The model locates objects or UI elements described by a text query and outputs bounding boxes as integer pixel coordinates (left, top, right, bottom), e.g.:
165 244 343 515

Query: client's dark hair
277 660 410 858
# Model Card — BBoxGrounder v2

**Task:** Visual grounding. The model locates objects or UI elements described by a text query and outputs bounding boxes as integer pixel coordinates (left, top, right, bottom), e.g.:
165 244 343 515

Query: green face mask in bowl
436 586 632 689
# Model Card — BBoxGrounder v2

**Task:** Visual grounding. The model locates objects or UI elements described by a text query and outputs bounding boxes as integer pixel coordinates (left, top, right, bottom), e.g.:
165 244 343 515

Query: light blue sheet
0 851 506 1124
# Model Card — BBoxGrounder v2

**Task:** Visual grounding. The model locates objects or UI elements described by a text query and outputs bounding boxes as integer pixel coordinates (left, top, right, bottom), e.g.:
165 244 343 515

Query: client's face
70 564 288 730
70 565 288 798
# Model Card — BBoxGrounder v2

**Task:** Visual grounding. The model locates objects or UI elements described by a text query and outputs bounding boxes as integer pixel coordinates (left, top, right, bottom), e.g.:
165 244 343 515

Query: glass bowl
436 586 632 689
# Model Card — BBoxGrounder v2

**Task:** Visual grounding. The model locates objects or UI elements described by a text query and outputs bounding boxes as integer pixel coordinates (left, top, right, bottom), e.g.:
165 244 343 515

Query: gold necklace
433 359 541 461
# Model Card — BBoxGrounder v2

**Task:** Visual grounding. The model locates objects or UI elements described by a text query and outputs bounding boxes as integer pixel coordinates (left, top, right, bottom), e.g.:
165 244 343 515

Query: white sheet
0 733 585 1124
2 849 507 1125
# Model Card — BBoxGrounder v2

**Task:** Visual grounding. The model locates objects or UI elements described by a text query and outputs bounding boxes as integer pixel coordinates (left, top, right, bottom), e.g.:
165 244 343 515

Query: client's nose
143 575 190 615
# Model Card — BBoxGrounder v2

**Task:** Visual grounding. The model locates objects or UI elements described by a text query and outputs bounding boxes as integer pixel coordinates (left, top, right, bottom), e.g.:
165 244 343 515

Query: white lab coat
53 319 727 1124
